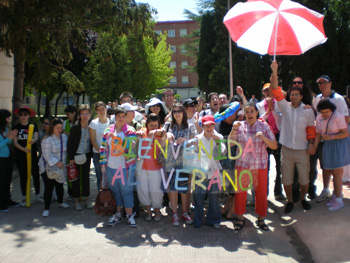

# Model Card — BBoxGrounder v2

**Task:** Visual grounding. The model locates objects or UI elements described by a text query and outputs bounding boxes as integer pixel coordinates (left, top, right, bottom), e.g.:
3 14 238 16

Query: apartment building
154 20 201 100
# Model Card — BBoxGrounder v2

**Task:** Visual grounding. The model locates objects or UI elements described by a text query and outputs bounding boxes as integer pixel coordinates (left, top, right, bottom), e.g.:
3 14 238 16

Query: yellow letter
154 138 168 160
198 139 212 160
227 139 242 160
191 169 206 191
222 169 238 192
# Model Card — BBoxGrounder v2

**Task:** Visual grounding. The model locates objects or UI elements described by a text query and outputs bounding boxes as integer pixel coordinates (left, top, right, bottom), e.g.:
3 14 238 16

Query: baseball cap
263 83 270 91
202 115 216 126
120 103 138 111
316 75 331 83
183 99 198 107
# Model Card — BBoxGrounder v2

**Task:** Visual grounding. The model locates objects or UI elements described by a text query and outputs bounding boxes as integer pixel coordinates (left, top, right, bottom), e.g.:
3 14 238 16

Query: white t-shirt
107 131 126 169
89 118 111 153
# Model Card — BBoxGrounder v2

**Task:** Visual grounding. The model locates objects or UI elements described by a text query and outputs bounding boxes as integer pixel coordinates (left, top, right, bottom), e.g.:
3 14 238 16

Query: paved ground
1 159 350 263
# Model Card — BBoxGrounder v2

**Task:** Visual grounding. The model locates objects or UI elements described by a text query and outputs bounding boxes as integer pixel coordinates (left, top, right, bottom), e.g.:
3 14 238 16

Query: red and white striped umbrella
223 0 327 59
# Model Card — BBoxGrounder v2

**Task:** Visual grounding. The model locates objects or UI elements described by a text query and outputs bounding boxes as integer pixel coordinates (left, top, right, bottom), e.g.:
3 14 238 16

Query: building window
169 61 176 68
180 29 187 36
168 30 175 37
180 45 188 53
181 61 188 69
155 30 162 35
170 77 177 85
170 45 176 53
182 76 189 85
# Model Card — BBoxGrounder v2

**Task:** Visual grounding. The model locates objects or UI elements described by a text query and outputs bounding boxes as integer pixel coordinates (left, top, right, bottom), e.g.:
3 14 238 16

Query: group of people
1 62 349 232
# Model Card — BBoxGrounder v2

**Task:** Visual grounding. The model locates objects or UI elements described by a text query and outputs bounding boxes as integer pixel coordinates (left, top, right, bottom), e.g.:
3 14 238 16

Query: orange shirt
140 128 162 171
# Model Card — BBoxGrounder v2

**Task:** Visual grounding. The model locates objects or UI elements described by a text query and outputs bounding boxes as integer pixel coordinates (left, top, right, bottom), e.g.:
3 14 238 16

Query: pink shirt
316 111 347 136
235 120 275 170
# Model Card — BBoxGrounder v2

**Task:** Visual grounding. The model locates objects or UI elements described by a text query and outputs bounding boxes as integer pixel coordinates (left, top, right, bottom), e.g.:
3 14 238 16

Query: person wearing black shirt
13 107 43 206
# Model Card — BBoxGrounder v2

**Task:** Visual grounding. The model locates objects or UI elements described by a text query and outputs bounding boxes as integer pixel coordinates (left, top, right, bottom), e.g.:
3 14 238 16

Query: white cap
120 103 138 111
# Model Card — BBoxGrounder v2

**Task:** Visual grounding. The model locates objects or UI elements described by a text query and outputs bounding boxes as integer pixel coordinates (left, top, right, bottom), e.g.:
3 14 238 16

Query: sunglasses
187 104 196 108
43 122 50 125
19 113 28 117
292 81 303 85
173 110 183 114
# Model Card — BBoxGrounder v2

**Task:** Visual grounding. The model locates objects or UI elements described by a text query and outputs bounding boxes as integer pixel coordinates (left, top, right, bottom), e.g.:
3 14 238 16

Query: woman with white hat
145 98 168 126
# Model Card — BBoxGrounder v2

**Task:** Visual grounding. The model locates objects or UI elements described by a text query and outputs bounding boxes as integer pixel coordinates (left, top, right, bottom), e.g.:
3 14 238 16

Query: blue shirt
0 128 12 158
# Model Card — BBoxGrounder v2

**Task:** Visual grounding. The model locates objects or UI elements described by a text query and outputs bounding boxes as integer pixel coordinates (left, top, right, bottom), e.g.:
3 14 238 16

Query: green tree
0 0 154 116
84 29 173 103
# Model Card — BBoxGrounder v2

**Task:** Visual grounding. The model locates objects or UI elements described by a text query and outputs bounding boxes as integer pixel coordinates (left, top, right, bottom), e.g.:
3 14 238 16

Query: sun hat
145 98 167 115
14 106 36 117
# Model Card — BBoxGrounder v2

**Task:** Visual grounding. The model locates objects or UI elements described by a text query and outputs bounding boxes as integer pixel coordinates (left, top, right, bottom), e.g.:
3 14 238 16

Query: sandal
256 219 269 231
234 219 245 231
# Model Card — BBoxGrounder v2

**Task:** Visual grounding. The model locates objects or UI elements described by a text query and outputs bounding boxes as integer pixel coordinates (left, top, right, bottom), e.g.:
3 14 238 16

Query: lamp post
228 0 234 99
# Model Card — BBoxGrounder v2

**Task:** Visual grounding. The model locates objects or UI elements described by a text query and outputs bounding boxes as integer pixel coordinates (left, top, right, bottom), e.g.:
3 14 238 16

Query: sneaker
85 202 93 209
0 205 9 212
307 192 317 200
284 202 294 214
35 195 44 204
275 194 286 201
145 215 152 221
42 210 50 217
301 200 311 210
213 224 220 229
154 216 162 222
107 212 122 226
21 198 26 207
316 189 332 203
58 203 70 209
328 199 345 211
127 213 137 228
7 200 20 207
326 195 336 207
181 212 193 225
74 203 82 211
172 213 180 227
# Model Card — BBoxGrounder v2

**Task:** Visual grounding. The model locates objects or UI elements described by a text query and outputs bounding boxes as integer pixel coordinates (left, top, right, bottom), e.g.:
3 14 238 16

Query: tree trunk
82 92 85 104
55 91 64 117
44 93 52 117
37 91 41 117
12 47 26 114
76 94 80 108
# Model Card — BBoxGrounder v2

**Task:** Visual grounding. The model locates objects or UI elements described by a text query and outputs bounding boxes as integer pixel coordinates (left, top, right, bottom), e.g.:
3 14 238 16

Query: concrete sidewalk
0 161 349 263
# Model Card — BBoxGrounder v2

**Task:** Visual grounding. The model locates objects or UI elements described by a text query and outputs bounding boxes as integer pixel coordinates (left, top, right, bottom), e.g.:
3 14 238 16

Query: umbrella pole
273 12 280 61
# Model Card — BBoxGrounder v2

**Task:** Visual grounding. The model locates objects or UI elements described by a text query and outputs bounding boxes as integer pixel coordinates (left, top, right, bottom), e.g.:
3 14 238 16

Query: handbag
67 164 79 182
74 129 87 165
94 168 117 217
46 135 64 180
74 154 86 165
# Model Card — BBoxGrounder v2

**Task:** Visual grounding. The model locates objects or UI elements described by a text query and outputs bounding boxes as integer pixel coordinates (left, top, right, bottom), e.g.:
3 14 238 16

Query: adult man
271 61 316 213
162 89 174 112
219 93 228 106
256 84 285 201
313 75 350 202
200 92 220 117
119 92 133 104
249 94 258 104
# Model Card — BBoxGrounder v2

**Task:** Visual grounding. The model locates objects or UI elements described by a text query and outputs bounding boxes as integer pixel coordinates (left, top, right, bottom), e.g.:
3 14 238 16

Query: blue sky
137 0 199 21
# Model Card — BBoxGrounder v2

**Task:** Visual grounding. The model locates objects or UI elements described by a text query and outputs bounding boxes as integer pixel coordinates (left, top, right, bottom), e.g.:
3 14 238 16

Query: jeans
193 179 221 228
92 152 102 190
106 166 134 208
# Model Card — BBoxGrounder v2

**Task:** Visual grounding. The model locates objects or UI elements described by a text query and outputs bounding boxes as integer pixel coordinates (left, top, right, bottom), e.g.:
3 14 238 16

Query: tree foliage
195 0 350 100
84 27 174 103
